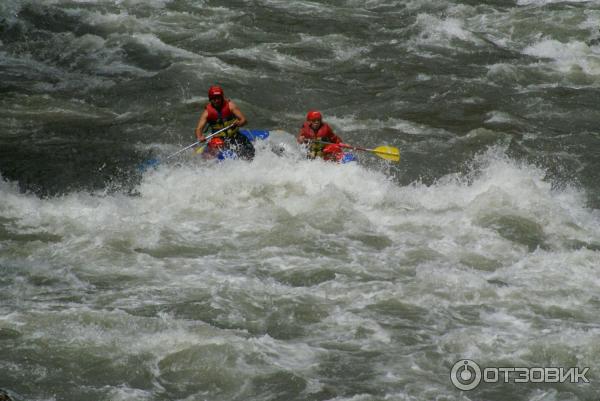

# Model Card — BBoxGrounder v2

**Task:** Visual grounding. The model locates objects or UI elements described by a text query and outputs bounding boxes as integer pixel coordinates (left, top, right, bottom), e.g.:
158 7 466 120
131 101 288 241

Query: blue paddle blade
240 129 270 141
137 158 160 172
217 149 238 160
340 153 357 163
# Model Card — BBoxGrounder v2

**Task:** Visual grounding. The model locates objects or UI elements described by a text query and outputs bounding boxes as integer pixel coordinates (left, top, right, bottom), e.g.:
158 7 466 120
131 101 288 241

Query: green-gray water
1 1 600 400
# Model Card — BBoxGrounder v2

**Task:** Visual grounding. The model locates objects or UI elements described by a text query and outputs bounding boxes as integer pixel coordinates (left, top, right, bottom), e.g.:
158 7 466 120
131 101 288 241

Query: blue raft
208 129 357 163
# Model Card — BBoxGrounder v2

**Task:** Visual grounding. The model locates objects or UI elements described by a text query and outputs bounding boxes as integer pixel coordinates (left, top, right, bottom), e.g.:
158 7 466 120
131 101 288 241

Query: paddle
138 125 233 171
315 141 400 162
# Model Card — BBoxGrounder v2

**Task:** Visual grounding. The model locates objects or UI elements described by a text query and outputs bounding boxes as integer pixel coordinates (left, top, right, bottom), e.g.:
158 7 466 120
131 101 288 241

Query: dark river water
1 1 599 400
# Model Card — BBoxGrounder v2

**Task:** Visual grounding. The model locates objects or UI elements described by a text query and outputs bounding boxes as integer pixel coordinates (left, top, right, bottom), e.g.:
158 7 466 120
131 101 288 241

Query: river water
1 1 600 400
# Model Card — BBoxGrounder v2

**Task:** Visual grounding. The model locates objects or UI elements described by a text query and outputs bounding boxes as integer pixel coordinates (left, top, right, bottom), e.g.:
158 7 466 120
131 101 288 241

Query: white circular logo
450 359 482 391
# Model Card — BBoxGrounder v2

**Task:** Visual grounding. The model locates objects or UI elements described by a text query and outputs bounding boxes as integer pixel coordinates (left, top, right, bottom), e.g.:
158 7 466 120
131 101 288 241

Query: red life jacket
299 121 342 157
322 144 344 161
299 122 341 143
205 99 237 133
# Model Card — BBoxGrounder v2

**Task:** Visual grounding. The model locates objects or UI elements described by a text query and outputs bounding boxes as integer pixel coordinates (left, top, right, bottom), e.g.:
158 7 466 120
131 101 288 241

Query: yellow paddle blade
373 146 400 162
195 145 206 154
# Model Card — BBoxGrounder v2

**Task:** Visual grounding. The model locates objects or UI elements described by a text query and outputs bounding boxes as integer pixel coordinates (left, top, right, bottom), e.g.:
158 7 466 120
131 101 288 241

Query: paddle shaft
165 124 233 160
314 141 398 158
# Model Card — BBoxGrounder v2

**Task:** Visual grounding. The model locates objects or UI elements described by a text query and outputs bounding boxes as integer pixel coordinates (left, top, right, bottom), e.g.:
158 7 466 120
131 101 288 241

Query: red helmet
208 137 224 148
208 85 224 99
306 110 322 121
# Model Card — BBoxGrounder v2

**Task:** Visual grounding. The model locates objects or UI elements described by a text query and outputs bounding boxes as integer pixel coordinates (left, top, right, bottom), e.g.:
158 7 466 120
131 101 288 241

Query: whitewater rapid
2 141 599 400
3 0 600 400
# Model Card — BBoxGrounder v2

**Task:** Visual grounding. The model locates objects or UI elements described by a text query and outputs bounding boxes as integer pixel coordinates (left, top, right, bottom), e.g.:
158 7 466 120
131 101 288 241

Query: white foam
485 111 515 124
3 140 600 400
517 0 590 4
412 13 486 48
299 33 370 62
253 0 333 16
2 145 597 260
523 39 600 75
322 115 450 138
107 387 153 401
226 44 313 71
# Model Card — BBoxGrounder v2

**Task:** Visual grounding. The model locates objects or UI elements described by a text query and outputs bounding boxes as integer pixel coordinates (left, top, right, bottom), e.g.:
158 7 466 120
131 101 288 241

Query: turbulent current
1 1 600 401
